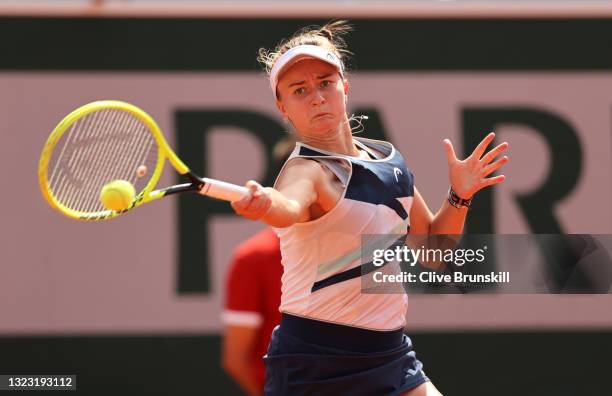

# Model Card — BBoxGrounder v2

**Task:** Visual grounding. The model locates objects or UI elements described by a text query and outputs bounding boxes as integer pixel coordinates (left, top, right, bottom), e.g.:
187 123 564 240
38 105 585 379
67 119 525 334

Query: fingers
480 141 509 165
248 186 272 217
246 180 262 196
471 132 496 161
231 181 257 209
481 174 506 188
230 196 251 214
442 139 457 166
480 155 509 177
231 180 272 221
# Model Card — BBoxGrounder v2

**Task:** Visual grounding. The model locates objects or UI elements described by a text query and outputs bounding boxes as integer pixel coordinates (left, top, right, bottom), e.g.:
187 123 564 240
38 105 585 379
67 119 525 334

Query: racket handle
199 178 249 202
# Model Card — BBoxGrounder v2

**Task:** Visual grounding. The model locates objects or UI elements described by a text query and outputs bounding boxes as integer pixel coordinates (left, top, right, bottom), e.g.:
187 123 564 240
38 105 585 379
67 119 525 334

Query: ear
275 99 286 117
343 79 350 96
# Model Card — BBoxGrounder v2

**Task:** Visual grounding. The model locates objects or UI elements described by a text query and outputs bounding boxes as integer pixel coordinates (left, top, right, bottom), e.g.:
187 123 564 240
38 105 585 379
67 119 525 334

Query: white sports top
273 137 415 331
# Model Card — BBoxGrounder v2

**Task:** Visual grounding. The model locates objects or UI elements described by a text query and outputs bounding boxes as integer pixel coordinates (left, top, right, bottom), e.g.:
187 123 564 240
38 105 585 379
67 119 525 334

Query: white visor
269 44 344 97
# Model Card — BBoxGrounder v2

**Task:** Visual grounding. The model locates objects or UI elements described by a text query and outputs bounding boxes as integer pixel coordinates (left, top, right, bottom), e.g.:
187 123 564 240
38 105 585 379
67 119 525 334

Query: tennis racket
39 100 248 221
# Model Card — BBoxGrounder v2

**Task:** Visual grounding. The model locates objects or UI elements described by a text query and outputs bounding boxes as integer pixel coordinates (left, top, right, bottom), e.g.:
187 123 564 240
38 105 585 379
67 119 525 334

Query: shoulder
276 157 328 186
282 156 326 174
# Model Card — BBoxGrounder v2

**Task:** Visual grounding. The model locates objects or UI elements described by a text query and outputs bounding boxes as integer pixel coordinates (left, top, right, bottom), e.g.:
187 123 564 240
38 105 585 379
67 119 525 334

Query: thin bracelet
448 187 473 209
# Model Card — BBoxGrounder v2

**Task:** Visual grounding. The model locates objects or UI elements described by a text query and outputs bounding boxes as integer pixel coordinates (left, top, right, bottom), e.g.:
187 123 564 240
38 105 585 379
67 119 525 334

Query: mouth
313 112 332 120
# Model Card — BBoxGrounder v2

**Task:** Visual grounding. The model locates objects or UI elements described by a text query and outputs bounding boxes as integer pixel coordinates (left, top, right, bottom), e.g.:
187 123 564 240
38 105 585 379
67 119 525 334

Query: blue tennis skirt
263 314 429 396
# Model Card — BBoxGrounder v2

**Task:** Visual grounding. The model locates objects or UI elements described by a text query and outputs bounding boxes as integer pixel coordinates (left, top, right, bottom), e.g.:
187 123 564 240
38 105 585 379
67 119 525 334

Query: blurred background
1 0 612 395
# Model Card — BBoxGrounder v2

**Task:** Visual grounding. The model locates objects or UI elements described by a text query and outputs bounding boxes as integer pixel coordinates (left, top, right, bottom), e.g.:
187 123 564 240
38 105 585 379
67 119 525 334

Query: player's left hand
443 132 509 199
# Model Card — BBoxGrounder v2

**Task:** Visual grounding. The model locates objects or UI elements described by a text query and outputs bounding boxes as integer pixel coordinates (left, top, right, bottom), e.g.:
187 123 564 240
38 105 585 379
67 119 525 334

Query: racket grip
199 178 249 202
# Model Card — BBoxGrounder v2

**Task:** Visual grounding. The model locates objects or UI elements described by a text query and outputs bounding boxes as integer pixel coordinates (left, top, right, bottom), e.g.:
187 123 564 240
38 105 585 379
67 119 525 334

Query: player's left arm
410 132 509 235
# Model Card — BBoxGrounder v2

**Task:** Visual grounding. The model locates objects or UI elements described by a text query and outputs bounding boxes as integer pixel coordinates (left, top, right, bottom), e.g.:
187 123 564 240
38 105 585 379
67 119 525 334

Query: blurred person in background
221 136 295 396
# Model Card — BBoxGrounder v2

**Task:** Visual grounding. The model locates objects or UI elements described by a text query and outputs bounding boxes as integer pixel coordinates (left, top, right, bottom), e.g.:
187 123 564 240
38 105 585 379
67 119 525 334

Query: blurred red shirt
222 228 282 389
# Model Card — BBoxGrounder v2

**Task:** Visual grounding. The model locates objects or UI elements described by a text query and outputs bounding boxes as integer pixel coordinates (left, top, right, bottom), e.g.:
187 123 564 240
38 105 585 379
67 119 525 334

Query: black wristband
448 187 472 209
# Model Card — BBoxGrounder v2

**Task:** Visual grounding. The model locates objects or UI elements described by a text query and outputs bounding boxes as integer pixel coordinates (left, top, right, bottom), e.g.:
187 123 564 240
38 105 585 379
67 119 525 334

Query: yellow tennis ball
99 180 136 211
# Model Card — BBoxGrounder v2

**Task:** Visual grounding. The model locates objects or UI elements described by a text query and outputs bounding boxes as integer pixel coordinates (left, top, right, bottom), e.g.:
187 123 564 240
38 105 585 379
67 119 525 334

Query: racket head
39 100 167 221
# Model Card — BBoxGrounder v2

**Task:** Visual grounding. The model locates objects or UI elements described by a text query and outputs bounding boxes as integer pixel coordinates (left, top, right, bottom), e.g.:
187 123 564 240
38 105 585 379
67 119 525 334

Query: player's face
276 58 348 139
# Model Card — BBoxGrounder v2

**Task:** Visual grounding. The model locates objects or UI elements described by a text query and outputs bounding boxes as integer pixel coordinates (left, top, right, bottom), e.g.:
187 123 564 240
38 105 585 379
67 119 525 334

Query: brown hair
257 20 353 77
272 135 297 169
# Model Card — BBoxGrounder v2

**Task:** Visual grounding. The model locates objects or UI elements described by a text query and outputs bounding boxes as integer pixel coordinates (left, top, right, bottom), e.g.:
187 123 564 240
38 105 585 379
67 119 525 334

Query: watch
448 187 473 209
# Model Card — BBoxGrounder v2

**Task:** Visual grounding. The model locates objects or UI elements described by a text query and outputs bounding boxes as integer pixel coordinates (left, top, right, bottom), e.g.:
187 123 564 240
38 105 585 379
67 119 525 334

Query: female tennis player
231 21 508 396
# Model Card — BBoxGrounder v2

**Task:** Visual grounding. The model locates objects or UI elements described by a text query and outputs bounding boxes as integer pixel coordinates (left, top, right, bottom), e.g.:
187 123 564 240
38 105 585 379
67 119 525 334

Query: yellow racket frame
39 100 190 221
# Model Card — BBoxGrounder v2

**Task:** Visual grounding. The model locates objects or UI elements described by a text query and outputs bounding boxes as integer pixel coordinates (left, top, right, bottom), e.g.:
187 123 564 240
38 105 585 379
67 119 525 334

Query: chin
310 117 338 132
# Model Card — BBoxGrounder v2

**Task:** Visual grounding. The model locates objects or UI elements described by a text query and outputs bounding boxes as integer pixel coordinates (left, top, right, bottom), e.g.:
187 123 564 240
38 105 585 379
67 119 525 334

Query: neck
299 114 359 156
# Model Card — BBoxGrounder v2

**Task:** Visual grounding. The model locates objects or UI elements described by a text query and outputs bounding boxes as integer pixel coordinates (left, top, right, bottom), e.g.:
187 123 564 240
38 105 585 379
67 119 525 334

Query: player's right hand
231 180 273 221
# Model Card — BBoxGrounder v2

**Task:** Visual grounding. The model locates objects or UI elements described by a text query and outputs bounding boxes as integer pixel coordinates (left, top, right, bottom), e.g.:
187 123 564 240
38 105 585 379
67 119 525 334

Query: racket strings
63 110 113 211
62 110 121 211
47 109 159 214
52 113 99 209
72 110 132 212
76 110 140 212
54 109 118 211
77 109 155 213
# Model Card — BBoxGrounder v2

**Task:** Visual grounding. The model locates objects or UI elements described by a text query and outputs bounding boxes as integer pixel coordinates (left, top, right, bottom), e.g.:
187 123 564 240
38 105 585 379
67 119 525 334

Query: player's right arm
231 158 321 228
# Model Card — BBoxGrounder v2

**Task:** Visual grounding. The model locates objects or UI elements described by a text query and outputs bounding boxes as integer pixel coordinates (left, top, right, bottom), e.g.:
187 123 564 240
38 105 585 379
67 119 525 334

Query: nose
310 88 326 106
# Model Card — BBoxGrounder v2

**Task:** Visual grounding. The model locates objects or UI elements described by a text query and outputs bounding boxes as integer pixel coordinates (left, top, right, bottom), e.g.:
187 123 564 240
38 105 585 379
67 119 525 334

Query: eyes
293 80 333 97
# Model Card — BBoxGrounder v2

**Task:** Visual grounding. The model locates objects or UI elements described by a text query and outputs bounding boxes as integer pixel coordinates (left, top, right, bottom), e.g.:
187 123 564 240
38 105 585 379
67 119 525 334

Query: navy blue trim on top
344 163 411 220
311 235 407 292
297 141 414 220
298 146 329 157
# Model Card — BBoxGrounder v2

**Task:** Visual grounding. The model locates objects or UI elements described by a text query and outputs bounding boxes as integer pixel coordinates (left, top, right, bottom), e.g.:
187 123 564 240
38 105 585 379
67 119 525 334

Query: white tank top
273 137 415 331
